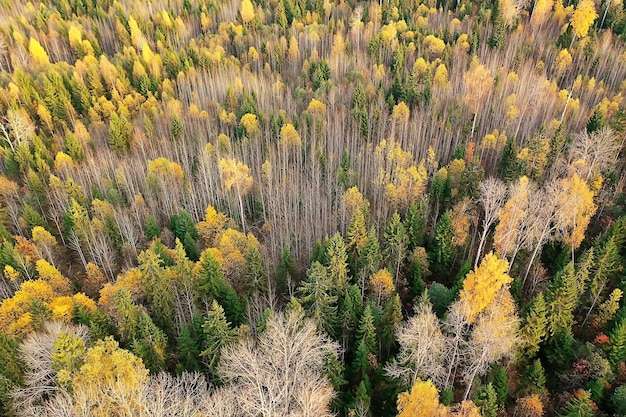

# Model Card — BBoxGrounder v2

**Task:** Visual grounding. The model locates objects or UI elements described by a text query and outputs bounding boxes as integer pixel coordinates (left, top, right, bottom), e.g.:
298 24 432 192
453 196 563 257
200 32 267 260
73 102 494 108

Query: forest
0 0 626 415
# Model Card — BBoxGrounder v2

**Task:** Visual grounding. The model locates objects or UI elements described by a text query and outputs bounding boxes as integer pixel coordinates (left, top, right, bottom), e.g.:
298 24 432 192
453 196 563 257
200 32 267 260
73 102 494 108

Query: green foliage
299 261 338 337
474 383 498 417
490 365 508 405
558 390 594 417
430 211 455 273
201 301 239 377
197 250 244 326
169 210 199 261
144 215 161 241
521 360 547 396
108 112 132 152
428 282 452 317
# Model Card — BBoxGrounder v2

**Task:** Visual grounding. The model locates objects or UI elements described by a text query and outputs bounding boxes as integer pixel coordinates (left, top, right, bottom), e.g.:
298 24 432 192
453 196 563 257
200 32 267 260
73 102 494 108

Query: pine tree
519 293 548 357
558 390 594 417
201 300 239 376
608 316 626 366
358 304 378 356
327 232 350 294
474 383 498 417
384 212 408 285
108 111 132 152
431 211 455 273
359 227 382 296
405 199 427 249
299 261 338 337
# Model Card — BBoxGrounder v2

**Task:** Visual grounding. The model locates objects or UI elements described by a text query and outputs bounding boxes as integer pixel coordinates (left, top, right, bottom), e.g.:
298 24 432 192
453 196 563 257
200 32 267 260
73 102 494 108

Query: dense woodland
1 0 626 415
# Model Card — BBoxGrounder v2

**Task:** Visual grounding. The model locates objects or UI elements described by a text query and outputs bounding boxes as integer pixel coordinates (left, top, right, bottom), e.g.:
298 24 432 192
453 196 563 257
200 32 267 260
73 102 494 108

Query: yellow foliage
343 187 368 217
68 25 82 48
570 0 597 38
463 57 494 110
54 152 75 172
147 157 185 185
241 0 255 23
457 33 470 51
4 265 20 282
29 37 50 66
433 64 449 86
219 158 254 195
555 174 597 248
370 269 395 301
307 98 327 116
50 296 74 322
423 34 446 56
459 252 512 323
115 268 144 301
531 0 553 26
198 205 229 246
280 123 302 147
72 293 97 313
380 24 397 42
240 113 259 137
494 176 531 256
36 259 71 295
555 49 573 75
392 102 410 122
397 379 443 417
451 200 472 246
500 0 520 25
72 337 148 416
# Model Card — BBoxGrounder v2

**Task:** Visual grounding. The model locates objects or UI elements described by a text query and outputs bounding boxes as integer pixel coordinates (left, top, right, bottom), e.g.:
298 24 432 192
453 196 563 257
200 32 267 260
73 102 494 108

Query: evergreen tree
430 211 455 273
474 383 498 417
519 293 548 357
299 261 338 337
498 137 521 182
358 303 379 356
405 199 427 249
384 212 408 285
196 250 244 325
201 301 239 378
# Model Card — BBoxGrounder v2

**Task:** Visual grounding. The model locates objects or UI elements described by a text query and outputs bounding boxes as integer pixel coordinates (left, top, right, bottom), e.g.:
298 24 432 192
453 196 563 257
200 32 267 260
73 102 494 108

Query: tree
464 56 494 136
475 178 507 267
28 38 49 66
519 293 548 357
108 111 132 152
369 269 394 307
431 211 455 273
493 176 532 265
240 0 255 24
201 300 239 375
68 337 148 417
386 294 446 388
459 253 512 323
474 383 498 417
558 390 594 417
219 158 253 233
570 0 598 43
218 310 339 416
515 395 544 417
397 378 444 417
547 263 584 336
299 261 338 336
462 288 519 399
196 249 244 326
326 232 349 294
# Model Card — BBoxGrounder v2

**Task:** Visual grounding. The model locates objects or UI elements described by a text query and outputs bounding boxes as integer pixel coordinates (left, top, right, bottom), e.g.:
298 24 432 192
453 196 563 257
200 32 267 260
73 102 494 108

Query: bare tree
475 178 507 268
569 127 622 182
218 310 339 417
385 295 446 389
11 322 91 414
